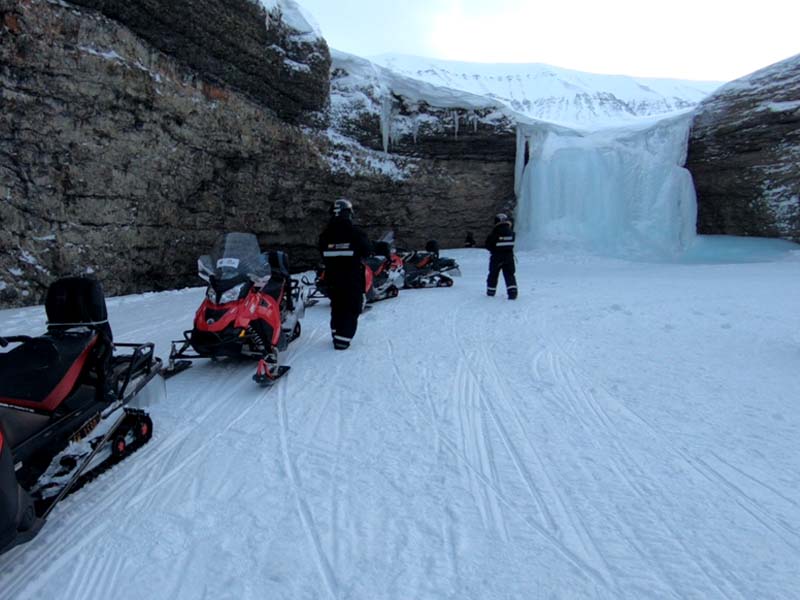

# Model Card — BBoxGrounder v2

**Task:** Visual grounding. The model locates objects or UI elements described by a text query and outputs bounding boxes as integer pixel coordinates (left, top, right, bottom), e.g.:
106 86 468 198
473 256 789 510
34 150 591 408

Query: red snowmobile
308 234 404 304
363 240 404 302
165 233 304 386
306 259 375 304
0 277 163 555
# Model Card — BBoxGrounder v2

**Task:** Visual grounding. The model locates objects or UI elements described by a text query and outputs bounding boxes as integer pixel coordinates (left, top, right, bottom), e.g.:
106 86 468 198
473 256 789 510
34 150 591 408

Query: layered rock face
65 0 331 121
0 0 515 306
687 54 800 242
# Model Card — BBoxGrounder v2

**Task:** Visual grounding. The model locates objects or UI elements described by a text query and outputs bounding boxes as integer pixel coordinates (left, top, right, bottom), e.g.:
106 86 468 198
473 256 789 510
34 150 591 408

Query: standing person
485 213 517 299
318 198 372 350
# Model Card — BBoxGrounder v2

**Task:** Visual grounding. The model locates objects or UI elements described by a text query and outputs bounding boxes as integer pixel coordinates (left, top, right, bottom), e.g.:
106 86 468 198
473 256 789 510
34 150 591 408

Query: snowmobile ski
253 363 291 387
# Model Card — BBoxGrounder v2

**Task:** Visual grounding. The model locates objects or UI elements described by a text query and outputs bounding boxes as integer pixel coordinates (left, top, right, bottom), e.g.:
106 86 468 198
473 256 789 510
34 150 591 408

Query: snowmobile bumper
164 328 252 378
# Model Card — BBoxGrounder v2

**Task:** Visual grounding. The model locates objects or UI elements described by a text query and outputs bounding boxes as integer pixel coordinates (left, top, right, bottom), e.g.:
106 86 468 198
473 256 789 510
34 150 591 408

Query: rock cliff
0 0 515 306
687 54 800 242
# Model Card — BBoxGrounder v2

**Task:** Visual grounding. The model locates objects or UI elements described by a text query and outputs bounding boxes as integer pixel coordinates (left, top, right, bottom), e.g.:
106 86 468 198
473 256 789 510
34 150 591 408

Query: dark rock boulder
64 0 331 121
687 54 800 242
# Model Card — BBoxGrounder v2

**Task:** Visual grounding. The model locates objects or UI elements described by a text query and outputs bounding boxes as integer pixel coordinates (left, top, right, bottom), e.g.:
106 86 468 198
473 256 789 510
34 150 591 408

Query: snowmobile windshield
198 233 271 286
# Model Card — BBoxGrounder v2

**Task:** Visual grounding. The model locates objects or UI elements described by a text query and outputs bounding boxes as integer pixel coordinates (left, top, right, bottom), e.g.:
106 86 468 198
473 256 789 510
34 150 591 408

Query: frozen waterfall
515 113 698 258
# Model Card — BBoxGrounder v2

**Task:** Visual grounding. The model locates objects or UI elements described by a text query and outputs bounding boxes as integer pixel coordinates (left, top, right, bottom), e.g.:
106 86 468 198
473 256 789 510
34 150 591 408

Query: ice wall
515 113 698 258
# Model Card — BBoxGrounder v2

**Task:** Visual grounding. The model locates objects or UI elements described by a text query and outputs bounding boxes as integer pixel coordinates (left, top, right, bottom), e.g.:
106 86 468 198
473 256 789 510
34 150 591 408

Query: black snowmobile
0 277 164 555
398 240 461 288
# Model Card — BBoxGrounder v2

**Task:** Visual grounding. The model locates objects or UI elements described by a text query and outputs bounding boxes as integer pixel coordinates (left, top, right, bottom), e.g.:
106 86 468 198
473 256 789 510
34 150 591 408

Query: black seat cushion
0 332 98 412
46 277 112 342
365 257 386 271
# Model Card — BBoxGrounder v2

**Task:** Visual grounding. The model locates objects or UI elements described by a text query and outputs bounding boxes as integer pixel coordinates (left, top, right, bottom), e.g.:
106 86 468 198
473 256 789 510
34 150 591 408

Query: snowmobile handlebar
0 335 33 347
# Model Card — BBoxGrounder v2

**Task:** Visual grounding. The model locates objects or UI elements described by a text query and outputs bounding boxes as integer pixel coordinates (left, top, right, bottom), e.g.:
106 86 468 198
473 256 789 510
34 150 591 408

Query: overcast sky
296 0 799 82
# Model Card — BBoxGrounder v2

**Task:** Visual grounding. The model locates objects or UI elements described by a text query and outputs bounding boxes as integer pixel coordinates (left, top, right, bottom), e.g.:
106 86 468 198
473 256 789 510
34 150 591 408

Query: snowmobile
363 240 404 303
0 277 163 555
165 233 304 386
398 240 461 289
305 259 375 303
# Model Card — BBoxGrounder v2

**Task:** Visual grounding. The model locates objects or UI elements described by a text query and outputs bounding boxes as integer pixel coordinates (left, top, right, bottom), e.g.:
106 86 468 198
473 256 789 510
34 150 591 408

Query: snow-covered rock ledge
64 0 331 121
328 50 518 162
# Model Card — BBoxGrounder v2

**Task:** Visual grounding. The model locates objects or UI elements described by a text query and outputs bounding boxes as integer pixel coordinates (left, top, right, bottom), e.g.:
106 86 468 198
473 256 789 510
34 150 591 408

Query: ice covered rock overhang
330 50 516 154
513 112 699 259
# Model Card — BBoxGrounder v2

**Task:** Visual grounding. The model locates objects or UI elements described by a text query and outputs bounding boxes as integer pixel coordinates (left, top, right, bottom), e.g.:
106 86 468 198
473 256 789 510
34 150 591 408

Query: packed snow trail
1 247 799 599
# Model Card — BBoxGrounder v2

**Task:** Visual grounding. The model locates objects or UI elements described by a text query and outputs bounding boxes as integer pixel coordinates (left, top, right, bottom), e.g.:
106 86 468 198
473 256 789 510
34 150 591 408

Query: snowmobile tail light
219 283 245 305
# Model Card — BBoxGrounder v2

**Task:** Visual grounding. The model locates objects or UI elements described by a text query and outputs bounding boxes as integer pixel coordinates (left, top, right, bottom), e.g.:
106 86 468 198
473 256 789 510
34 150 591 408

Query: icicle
513 126 528 199
412 114 419 145
472 113 478 133
453 111 459 139
380 94 393 153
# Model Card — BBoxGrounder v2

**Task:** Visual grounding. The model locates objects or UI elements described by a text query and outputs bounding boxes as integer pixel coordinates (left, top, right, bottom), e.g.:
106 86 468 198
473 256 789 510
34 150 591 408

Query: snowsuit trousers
487 253 517 299
329 285 364 349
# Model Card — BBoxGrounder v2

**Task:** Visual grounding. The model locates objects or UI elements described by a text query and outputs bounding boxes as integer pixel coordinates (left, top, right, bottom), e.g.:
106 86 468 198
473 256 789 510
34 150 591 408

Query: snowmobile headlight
218 283 246 305
206 286 217 304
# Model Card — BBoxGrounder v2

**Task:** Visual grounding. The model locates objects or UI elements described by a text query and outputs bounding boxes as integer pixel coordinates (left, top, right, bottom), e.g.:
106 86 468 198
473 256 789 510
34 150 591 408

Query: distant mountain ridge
371 54 722 128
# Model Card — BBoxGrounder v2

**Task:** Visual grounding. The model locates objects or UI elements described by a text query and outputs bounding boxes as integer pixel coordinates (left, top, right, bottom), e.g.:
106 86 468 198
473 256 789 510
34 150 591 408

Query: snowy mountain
371 54 722 128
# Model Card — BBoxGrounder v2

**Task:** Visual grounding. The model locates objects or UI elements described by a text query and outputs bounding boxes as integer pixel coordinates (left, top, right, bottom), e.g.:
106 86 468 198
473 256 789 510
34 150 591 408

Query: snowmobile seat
424 240 440 258
0 331 99 413
365 256 386 272
373 241 392 258
263 251 290 300
0 277 113 413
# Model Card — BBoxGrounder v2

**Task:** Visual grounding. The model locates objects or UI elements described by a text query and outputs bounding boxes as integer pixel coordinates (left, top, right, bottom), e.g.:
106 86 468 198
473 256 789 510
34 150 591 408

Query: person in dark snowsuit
485 213 517 299
318 199 372 350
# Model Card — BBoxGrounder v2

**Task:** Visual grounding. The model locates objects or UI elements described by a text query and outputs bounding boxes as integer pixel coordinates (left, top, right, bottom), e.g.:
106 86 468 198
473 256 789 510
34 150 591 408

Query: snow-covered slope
1 245 799 599
372 54 722 128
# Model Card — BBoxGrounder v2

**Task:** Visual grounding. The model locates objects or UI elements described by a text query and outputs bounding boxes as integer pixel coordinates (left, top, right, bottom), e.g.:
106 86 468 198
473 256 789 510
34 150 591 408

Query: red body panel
364 264 374 294
193 288 282 346
0 336 98 412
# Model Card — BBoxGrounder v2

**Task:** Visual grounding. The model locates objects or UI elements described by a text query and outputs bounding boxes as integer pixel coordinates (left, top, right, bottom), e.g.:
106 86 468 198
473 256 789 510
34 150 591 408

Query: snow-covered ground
1 244 799 599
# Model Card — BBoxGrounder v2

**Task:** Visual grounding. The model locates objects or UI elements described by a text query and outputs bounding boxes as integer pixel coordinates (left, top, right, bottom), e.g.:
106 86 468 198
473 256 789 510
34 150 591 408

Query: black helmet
331 198 354 219
494 213 509 224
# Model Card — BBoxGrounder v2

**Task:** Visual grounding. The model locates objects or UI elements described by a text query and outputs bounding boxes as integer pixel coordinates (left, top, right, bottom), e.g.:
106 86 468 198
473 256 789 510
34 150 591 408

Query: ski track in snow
1 249 800 599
